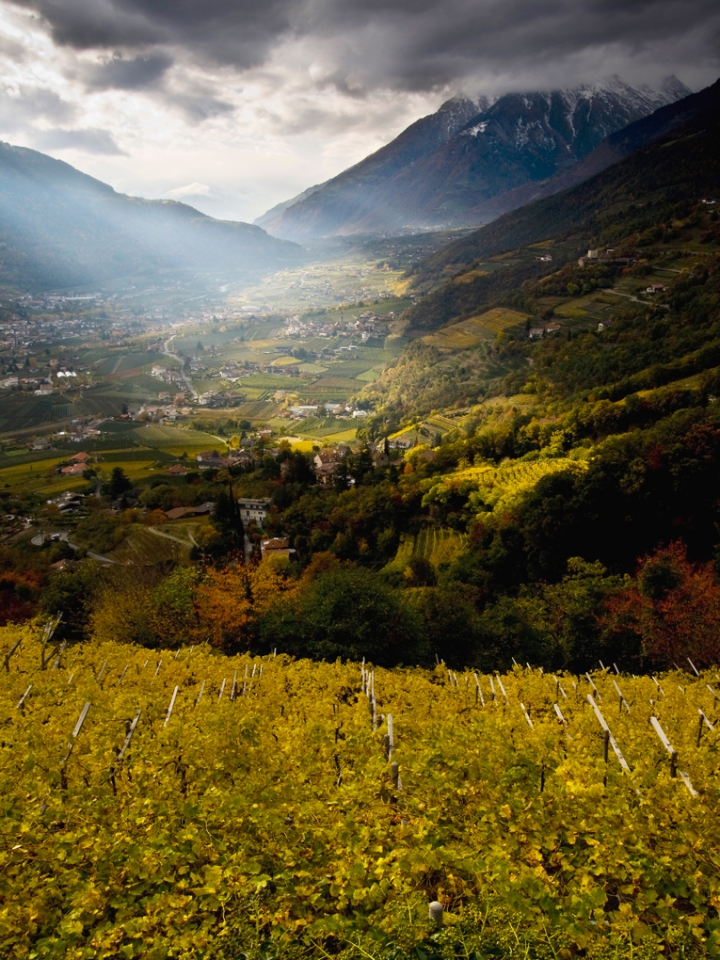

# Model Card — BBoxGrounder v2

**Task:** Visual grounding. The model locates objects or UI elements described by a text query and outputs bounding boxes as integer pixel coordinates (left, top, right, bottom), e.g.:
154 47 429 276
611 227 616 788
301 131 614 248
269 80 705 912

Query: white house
237 498 271 525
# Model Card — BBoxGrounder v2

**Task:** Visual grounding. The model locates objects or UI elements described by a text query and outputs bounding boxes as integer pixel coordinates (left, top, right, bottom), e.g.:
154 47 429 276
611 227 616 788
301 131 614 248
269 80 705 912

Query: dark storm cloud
6 0 294 67
82 53 172 91
5 0 720 92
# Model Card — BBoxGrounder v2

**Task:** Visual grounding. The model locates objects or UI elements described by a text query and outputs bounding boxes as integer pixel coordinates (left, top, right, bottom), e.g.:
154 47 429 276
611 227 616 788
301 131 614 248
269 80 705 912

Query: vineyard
1 622 719 959
384 528 468 576
429 457 588 513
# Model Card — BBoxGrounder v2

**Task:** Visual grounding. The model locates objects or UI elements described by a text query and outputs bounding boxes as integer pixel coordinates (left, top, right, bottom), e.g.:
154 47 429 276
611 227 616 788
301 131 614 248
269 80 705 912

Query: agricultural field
107 526 192 564
1 623 718 958
384 527 468 576
422 309 530 349
438 456 588 511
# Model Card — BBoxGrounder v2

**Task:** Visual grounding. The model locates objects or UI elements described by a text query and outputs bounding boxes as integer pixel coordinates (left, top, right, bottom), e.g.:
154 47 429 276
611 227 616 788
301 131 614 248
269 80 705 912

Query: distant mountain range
257 77 691 240
0 144 302 291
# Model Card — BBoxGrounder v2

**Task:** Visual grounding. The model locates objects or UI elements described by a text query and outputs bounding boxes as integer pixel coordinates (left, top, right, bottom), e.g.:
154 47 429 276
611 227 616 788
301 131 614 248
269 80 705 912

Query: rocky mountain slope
0 143 302 291
260 77 689 240
254 95 490 239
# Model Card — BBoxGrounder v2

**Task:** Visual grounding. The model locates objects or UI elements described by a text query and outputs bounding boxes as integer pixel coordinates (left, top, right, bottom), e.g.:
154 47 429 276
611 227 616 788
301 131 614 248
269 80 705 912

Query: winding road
162 334 199 400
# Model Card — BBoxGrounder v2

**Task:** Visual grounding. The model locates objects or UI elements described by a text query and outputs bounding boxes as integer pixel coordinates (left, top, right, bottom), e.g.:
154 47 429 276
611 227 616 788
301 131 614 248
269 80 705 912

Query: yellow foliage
195 560 298 649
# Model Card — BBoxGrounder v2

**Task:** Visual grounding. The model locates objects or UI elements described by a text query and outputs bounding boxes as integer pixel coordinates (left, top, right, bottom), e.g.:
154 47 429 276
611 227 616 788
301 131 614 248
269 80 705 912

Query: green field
108 525 191 564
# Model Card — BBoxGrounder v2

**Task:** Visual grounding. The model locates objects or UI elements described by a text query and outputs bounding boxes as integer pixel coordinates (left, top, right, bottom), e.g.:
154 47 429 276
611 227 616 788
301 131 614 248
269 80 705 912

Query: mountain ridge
0 141 302 291
260 77 690 241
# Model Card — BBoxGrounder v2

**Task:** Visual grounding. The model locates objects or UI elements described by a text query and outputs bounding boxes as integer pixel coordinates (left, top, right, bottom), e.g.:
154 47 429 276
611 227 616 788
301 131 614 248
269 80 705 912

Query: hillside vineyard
2 622 719 958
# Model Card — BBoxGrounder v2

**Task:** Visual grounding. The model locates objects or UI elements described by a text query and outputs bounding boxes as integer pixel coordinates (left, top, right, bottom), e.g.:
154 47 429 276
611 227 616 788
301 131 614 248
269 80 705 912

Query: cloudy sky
0 0 717 223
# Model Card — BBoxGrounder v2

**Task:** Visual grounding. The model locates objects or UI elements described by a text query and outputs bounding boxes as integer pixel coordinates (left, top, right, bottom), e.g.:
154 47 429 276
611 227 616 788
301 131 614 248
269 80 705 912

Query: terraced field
384 527 468 575
437 456 589 511
423 308 530 349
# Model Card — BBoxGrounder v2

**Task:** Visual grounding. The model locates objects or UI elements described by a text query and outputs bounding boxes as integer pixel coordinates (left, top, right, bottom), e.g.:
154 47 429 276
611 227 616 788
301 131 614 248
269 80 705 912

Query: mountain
404 77 720 327
254 95 490 239
260 77 690 241
0 143 302 291
253 182 328 231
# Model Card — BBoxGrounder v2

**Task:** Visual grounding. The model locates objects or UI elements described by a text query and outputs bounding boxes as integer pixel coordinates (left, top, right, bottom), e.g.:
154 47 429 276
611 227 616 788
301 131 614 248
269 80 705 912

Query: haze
0 0 717 223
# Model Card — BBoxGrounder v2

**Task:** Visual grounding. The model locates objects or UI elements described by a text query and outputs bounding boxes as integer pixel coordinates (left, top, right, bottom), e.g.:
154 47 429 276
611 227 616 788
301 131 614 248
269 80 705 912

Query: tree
107 466 132 500
210 485 245 555
605 542 720 669
196 560 296 650
260 564 423 665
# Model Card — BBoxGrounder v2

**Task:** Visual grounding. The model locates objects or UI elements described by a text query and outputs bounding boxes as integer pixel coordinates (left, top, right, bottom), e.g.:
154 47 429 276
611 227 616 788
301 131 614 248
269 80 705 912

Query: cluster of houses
284 311 389 341
0 376 57 394
528 322 562 340
150 366 187 386
58 452 92 476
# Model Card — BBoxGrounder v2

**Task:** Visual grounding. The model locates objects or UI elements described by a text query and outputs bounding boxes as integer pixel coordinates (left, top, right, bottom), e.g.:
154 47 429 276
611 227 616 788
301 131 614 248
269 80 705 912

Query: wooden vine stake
587 694 631 775
40 615 62 670
110 708 142 794
697 708 714 746
3 635 23 673
390 761 402 790
650 716 698 796
473 673 485 706
612 678 630 714
585 673 602 702
164 686 179 728
385 714 394 760
60 701 91 788
687 658 700 677
16 683 32 713
52 640 67 670
520 703 533 729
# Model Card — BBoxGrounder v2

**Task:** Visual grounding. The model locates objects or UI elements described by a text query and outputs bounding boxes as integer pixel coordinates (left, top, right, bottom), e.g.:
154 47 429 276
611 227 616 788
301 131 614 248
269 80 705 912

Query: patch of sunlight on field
452 269 489 284
244 338 285 349
268 356 301 367
423 308 530 348
356 368 381 382
298 363 328 374
279 437 316 452
98 460 159 481
443 456 588 512
322 428 357 444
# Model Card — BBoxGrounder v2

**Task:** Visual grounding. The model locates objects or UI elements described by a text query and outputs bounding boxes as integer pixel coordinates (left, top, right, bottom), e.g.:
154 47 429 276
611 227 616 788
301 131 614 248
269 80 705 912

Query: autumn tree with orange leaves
194 558 298 650
605 542 720 669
